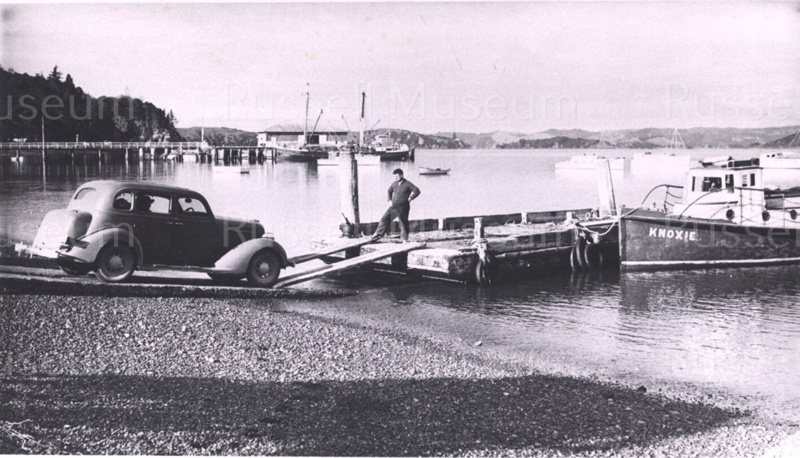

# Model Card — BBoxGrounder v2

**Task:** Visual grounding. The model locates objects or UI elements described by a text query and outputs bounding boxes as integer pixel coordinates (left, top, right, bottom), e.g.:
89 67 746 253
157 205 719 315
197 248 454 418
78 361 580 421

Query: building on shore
257 124 351 149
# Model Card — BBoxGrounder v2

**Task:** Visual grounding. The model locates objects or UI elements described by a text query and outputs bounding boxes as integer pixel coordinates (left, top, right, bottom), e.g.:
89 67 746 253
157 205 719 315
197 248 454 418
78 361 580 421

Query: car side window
113 191 133 211
176 196 209 216
134 192 170 215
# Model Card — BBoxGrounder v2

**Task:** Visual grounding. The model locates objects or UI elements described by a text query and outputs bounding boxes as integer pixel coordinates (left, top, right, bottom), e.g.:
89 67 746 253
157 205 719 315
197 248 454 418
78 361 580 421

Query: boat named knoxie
620 154 800 270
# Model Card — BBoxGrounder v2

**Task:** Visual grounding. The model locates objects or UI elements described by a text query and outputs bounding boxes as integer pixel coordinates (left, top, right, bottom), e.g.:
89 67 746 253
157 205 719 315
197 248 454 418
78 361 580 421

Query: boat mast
303 83 310 145
359 92 366 149
670 128 686 149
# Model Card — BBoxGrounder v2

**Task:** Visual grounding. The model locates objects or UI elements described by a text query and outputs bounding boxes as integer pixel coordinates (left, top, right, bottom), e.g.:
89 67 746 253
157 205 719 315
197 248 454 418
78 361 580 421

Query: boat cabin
673 157 800 225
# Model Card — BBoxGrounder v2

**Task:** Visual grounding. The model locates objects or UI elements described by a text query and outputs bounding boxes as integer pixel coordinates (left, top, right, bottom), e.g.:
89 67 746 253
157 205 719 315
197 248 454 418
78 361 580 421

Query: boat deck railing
638 184 684 213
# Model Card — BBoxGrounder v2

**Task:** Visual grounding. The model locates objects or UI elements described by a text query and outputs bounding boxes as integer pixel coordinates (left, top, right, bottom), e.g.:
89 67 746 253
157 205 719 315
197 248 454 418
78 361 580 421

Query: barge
310 208 619 285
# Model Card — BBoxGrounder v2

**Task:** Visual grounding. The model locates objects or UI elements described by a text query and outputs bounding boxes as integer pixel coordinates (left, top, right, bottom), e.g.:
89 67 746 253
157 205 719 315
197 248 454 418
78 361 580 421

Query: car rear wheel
94 245 136 283
58 259 92 276
246 249 281 287
60 265 91 276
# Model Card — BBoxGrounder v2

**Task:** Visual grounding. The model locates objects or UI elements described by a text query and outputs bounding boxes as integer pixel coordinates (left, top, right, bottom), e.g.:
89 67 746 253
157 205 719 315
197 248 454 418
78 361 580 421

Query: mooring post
339 146 360 238
596 159 617 217
474 217 484 240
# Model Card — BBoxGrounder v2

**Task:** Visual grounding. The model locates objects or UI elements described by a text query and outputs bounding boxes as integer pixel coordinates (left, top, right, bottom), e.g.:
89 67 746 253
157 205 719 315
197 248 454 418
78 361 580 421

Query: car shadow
1 373 743 455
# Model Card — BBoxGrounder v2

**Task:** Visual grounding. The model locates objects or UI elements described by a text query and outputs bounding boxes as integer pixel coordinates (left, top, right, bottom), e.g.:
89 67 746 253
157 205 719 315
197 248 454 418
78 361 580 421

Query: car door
124 190 175 265
170 194 219 267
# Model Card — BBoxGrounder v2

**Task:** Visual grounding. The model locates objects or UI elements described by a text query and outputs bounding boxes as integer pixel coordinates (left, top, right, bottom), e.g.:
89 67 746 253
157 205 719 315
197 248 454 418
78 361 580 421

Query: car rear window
67 187 100 210
113 192 133 211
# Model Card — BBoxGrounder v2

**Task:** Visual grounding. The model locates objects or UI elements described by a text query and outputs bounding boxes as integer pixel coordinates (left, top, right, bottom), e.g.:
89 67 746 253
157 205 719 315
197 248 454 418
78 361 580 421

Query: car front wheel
246 249 281 287
94 245 136 283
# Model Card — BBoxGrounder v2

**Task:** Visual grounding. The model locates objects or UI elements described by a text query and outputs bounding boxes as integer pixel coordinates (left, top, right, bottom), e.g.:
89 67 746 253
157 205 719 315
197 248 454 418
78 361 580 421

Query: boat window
725 174 734 190
701 177 722 192
751 173 756 187
692 176 696 192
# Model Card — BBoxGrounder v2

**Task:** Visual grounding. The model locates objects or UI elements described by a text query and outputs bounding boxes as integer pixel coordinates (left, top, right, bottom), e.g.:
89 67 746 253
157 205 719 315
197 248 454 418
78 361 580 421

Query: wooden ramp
287 237 374 265
274 242 426 288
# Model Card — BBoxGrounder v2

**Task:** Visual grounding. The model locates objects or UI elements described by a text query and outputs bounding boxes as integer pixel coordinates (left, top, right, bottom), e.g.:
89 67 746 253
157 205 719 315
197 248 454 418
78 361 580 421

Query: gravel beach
1 289 798 456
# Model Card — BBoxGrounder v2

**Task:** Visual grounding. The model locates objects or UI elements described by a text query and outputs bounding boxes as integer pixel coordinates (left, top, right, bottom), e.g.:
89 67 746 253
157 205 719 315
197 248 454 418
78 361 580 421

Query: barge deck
310 208 619 285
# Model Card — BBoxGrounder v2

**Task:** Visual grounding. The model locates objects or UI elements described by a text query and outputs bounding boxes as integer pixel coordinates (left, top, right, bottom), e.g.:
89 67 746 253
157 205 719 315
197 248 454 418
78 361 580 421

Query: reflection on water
298 264 800 409
4 149 799 411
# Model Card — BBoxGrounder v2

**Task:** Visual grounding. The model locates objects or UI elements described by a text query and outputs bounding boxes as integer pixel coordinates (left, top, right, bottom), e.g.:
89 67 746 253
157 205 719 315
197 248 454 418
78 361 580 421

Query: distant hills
176 127 257 146
181 125 800 150
447 126 800 149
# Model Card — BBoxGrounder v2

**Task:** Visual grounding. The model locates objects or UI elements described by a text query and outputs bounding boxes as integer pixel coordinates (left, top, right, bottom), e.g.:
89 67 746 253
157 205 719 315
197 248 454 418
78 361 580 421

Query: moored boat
760 151 800 169
631 151 691 173
419 166 450 176
275 144 330 162
366 134 412 161
555 153 624 171
620 156 800 271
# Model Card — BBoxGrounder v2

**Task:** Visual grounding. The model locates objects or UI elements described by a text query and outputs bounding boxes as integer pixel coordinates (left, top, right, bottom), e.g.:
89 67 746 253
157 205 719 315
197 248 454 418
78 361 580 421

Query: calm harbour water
2 148 799 416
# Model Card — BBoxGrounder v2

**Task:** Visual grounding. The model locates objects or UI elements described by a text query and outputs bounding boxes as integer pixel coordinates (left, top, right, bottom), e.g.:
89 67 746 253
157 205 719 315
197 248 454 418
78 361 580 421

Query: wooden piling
474 217 485 240
339 147 360 237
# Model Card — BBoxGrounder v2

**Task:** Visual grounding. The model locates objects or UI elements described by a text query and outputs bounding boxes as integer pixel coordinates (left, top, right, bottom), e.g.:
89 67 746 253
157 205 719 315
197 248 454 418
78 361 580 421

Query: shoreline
1 292 798 456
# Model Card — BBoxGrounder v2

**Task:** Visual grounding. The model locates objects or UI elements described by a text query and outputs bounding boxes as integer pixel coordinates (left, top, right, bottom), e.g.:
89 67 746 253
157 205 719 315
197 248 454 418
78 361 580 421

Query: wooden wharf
308 208 620 285
0 141 276 165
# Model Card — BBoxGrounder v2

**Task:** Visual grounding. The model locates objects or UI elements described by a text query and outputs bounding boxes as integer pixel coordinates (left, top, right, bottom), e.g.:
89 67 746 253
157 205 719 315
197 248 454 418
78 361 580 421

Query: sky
2 1 799 134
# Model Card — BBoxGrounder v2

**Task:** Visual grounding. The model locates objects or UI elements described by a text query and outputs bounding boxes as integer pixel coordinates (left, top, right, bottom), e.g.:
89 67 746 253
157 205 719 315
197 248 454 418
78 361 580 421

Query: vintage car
30 180 290 287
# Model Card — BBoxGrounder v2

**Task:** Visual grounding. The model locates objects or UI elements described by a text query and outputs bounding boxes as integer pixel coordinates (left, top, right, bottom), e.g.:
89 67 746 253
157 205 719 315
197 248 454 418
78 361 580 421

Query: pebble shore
1 292 798 456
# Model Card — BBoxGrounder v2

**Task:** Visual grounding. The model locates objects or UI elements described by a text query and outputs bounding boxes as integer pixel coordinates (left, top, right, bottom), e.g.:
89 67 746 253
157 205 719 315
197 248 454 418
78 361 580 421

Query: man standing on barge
371 168 421 242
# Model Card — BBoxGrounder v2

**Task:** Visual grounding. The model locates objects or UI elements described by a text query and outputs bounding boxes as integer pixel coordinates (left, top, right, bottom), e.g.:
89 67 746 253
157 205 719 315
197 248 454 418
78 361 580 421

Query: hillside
0 65 182 142
177 127 257 146
461 126 800 149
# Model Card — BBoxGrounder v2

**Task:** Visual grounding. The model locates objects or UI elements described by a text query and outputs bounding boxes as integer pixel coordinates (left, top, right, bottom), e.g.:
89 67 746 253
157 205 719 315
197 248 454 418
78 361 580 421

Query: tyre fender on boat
581 234 604 269
473 239 496 285
570 230 587 272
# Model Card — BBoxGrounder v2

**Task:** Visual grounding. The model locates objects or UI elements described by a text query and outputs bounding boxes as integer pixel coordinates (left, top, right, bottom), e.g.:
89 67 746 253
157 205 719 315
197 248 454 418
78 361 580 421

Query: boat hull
620 208 800 271
275 147 329 162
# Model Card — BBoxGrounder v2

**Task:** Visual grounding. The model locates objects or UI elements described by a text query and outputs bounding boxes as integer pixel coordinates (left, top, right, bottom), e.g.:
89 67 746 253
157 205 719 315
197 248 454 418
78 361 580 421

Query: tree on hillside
47 65 62 82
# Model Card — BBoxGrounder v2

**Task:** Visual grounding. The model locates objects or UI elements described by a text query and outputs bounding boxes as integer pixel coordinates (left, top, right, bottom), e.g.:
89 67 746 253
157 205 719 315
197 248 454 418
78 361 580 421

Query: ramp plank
275 242 426 288
287 238 374 265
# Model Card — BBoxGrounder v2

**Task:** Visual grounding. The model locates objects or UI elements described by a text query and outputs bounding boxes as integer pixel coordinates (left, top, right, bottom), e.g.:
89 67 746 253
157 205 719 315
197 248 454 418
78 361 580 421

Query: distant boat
760 151 800 169
555 154 624 171
365 134 412 161
419 166 450 176
275 84 331 162
631 151 691 172
275 144 330 162
214 164 250 174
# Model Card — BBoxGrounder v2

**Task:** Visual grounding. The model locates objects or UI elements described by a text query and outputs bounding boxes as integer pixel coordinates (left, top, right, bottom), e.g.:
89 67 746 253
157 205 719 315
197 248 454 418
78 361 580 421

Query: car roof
79 180 206 199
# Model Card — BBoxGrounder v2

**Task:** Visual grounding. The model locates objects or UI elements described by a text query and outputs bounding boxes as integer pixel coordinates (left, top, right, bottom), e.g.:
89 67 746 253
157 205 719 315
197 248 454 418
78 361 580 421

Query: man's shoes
369 234 382 242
